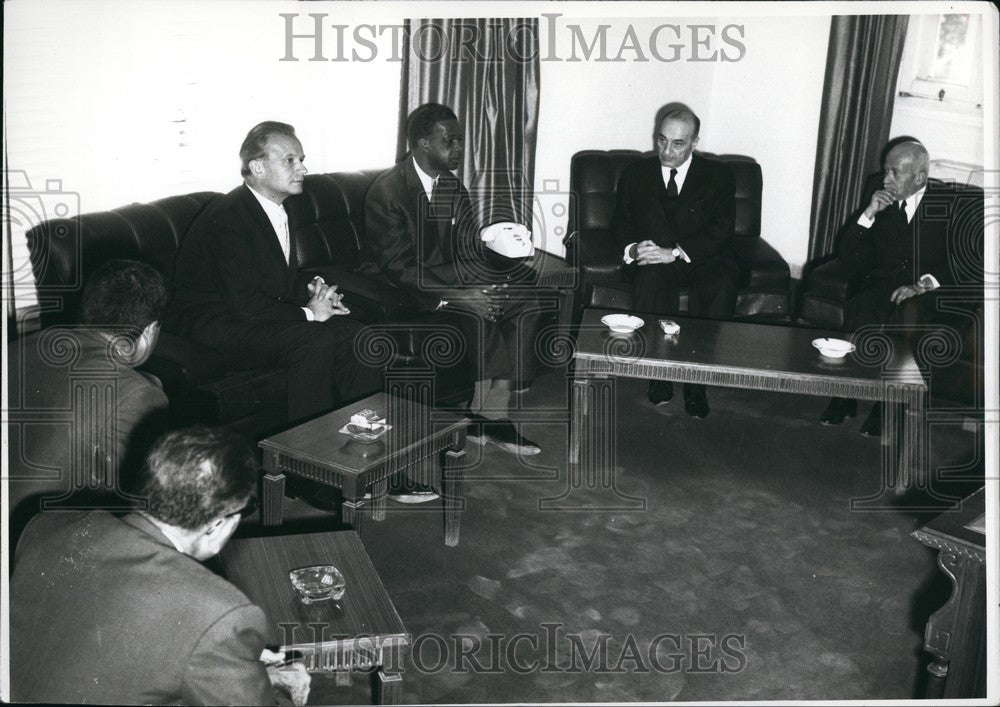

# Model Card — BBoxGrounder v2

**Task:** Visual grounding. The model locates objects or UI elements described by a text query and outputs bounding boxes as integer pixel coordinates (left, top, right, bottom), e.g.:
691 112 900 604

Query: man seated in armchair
612 105 739 418
819 139 976 436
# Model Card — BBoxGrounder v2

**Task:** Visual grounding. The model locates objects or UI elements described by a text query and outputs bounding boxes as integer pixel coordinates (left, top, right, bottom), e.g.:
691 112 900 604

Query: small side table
912 486 987 699
217 531 409 705
259 393 467 546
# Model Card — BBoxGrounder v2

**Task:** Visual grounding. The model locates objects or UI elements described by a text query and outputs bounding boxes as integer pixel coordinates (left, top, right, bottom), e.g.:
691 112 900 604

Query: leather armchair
564 150 791 320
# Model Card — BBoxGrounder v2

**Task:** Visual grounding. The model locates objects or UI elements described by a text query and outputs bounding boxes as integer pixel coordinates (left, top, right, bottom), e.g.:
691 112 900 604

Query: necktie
898 200 907 220
666 168 678 198
277 208 291 264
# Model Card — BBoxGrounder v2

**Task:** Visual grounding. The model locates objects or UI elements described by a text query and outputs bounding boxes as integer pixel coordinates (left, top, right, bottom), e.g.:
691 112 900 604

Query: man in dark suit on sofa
10 425 310 705
364 103 544 456
820 140 970 436
166 121 381 423
613 106 739 418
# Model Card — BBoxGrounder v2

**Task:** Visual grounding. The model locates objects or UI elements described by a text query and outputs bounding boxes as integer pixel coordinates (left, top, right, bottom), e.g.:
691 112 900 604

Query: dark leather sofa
563 150 791 320
796 176 985 408
26 170 483 438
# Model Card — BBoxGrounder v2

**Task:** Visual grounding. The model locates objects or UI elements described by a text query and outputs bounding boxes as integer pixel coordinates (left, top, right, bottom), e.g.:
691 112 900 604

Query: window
898 13 983 107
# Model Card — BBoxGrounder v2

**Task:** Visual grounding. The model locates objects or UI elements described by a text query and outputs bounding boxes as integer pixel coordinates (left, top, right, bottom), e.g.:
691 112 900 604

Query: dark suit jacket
167 184 307 341
837 179 970 289
613 153 736 262
364 158 483 307
10 510 275 705
6 329 169 545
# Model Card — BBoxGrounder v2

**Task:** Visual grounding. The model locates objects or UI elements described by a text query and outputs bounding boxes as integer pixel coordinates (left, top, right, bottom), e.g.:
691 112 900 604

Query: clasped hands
446 284 509 322
306 275 350 322
634 240 679 266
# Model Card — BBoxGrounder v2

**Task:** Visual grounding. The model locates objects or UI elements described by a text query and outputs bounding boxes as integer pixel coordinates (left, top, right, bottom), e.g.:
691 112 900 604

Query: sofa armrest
802 259 866 301
142 329 230 395
576 228 624 283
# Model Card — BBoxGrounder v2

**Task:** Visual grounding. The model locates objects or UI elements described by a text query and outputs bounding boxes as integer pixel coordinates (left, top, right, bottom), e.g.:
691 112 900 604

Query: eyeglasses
229 496 259 520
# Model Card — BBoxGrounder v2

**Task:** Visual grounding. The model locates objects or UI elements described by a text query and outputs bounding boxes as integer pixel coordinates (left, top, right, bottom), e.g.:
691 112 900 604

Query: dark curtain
399 18 540 226
808 15 909 261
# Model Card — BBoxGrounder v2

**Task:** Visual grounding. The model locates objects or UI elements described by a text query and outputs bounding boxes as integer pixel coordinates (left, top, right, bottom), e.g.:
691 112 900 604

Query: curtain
400 18 540 226
807 15 909 262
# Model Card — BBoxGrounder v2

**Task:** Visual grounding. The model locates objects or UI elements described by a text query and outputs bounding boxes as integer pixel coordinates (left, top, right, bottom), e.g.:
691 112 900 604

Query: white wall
707 16 831 276
3 0 404 212
532 14 831 274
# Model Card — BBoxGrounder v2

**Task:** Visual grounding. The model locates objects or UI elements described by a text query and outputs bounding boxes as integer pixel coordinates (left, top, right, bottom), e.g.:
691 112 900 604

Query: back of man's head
406 103 458 149
140 426 257 531
240 121 297 177
79 259 168 335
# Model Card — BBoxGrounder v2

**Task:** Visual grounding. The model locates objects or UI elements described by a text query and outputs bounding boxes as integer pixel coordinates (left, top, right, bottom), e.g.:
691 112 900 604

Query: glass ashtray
289 565 346 604
338 422 391 443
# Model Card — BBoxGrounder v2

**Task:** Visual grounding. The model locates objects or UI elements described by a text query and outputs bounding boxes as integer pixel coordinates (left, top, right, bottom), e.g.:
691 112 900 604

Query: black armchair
563 150 791 320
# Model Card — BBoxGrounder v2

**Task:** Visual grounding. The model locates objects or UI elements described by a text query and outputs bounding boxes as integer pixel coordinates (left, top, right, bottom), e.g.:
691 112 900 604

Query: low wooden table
564 309 928 510
912 487 987 698
260 392 468 545
217 531 408 704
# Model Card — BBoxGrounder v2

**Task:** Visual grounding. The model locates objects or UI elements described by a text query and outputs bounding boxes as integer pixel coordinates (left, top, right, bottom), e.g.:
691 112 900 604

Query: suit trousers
192 317 383 422
451 294 548 384
632 256 739 319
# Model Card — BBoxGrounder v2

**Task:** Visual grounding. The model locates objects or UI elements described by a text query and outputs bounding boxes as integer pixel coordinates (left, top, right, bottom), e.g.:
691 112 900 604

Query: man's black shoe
648 380 673 405
859 403 882 437
467 415 541 455
820 397 857 425
683 384 709 419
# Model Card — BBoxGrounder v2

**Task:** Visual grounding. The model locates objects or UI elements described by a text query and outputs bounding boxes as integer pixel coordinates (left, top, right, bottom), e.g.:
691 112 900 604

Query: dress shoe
820 397 857 425
467 415 541 455
683 384 709 419
648 380 674 405
859 403 882 437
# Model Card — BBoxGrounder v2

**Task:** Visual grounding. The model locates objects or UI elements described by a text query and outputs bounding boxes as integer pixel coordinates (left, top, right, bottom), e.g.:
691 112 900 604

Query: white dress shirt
856 185 938 289
247 185 315 320
623 154 693 264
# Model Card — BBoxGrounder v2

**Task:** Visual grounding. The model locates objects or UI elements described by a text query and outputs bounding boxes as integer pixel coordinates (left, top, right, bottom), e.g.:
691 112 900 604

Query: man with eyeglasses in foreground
9 426 310 706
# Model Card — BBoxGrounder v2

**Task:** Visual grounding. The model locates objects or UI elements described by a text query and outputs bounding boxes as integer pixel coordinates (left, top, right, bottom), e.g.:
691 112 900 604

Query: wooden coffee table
260 393 468 545
566 309 928 509
217 531 408 704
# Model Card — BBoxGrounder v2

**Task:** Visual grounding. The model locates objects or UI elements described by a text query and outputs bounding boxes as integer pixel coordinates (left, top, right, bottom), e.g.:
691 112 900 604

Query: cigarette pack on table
659 320 681 335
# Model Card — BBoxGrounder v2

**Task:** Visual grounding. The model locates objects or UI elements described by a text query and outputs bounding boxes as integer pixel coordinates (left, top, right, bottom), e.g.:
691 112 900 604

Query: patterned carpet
250 368 982 704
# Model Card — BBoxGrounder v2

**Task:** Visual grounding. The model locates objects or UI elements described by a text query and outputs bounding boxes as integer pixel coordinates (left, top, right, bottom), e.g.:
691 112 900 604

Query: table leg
342 498 365 535
443 445 465 547
262 472 285 526
541 375 645 511
374 667 402 705
371 477 388 521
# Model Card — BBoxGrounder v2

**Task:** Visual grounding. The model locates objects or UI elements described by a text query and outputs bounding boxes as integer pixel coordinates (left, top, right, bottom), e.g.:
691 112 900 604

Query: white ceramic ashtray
601 314 645 335
812 337 856 359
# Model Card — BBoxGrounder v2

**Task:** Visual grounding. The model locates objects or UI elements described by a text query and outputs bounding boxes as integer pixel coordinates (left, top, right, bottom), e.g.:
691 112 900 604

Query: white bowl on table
601 314 645 335
812 337 855 359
